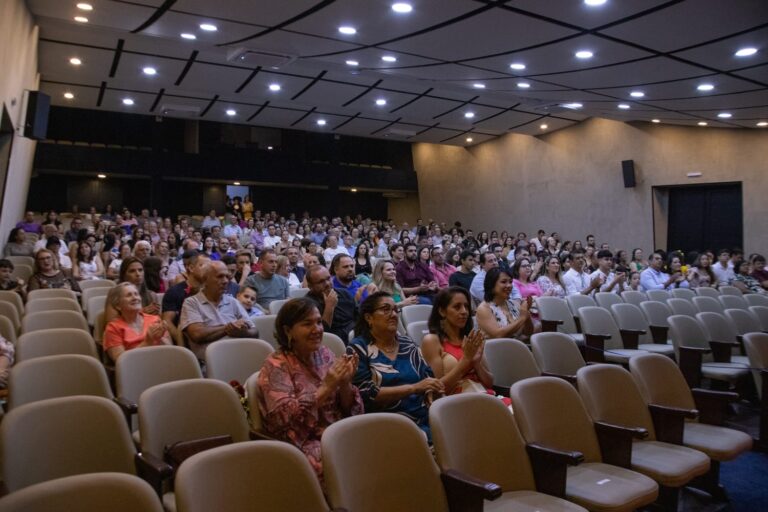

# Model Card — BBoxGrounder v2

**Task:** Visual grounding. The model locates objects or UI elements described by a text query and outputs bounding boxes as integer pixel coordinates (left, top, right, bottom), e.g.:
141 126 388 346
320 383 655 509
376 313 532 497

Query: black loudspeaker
23 91 50 140
621 159 636 188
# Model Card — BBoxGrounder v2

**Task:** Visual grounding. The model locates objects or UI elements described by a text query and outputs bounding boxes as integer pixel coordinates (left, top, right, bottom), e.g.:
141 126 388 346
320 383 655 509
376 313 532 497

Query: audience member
353 242 373 277
687 253 717 289
4 228 33 257
306 265 356 342
640 251 681 291
429 246 456 289
712 249 735 287
236 285 268 318
0 333 15 389
276 254 301 288
162 251 211 344
244 249 290 309
27 248 80 292
73 241 105 281
589 249 627 294
395 243 438 304
536 255 566 298
0 259 26 301
16 211 41 234
563 251 600 296
666 253 690 289
448 250 476 292
103 283 171 362
733 261 766 295
750 254 768 290
476 268 532 340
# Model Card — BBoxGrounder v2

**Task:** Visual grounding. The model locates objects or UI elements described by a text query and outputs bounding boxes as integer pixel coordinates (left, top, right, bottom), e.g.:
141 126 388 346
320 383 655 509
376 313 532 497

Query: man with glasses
429 247 456 289
640 251 680 290
306 264 356 342
449 250 477 292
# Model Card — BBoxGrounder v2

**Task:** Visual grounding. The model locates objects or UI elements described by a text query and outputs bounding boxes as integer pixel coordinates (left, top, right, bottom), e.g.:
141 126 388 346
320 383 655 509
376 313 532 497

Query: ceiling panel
510 0 676 30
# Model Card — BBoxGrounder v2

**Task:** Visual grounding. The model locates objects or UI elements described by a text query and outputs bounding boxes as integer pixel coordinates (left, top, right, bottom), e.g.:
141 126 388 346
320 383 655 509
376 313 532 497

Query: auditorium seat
400 304 432 328
646 290 671 303
639 300 674 346
251 314 277 349
536 296 584 345
204 338 273 384
692 296 725 314
725 308 765 336
577 306 647 364
610 303 675 356
321 332 346 356
405 320 429 347
668 298 699 318
484 338 541 395
0 289 24 317
0 301 21 335
530 332 585 385
25 297 82 315
670 288 696 302
82 285 110 314
719 286 743 296
719 294 749 311
27 288 78 302
566 295 596 328
695 287 721 299
268 298 289 315
16 328 98 362
695 312 749 365
22 310 89 334
594 292 623 310
621 290 647 307
744 294 768 308
78 279 116 294
288 287 309 299
750 306 768 331
0 315 16 344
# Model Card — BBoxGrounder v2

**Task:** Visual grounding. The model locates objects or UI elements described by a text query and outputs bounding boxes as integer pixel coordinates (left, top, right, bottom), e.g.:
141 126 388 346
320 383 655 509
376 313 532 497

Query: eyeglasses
373 304 401 315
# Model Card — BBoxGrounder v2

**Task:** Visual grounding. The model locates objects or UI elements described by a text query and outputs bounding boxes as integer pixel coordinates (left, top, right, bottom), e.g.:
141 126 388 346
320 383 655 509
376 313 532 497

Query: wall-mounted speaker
621 159 636 188
23 91 50 140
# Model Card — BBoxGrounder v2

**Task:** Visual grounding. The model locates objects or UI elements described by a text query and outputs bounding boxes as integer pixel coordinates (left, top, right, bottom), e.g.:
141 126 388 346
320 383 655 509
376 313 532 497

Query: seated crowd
2 203 766 483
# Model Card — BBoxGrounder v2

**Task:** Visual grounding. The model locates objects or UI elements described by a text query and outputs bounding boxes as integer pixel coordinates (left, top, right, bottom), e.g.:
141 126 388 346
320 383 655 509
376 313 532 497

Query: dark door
667 183 742 253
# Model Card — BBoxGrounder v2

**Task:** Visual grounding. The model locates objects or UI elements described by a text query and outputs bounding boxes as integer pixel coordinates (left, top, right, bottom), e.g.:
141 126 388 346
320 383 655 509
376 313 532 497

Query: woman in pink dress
512 257 543 330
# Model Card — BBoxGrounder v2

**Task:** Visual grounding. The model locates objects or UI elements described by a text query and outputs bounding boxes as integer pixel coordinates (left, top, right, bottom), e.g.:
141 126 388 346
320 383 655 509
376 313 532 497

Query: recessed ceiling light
540 124 548 130
584 0 607 5
575 50 593 59
464 112 475 119
392 3 413 13
74 16 88 23
268 84 281 91
142 67 157 75
316 119 327 126
345 60 359 66
509 63 526 70
97 174 106 179
267 145 274 150
233 182 241 186
717 112 732 118
734 47 758 57
517 82 531 89
69 57 82 66
199 23 217 31
226 109 237 116
180 33 196 40
562 103 583 109
618 104 631 109
350 188 358 192
756 122 767 127
697 83 714 91
472 83 486 89
76 3 93 11
338 26 357 35
63 92 74 100
466 137 473 142
652 119 660 123
630 91 645 98
381 55 397 62
375 99 387 106
122 98 134 106
698 121 708 126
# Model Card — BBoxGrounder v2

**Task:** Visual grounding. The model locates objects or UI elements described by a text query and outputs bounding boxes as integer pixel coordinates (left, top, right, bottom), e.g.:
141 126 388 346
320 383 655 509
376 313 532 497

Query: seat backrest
743 333 768 400
744 294 768 308
82 286 110 313
668 314 711 360
670 288 696 301
205 338 273 384
430 393 535 491
667 297 699 317
719 294 749 311
175 441 328 512
116 345 203 406
0 301 21 332
245 371 264 433
87 294 108 325
268 298 289 315
578 306 623 351
646 289 670 302
0 396 136 492
693 295 724 314
749 306 768 331
696 312 738 343
621 290 648 307
719 285 743 296
0 473 163 512
400 304 432 327
288 287 309 299
25 297 82 315
695 287 720 298
537 296 578 333
629 353 696 409
611 303 652 344
725 308 762 335
322 413 448 512
16 328 97 362
510 377 602 463
138 379 250 459
595 292 623 310
639 300 673 327
78 279 116 293
577 364 656 439
406 320 430 347
0 290 24 317
5 255 34 268
322 332 346 356
251 315 277 348
9 354 113 409
530 331 586 376
484 338 540 388
11 264 32 282
566 294 596 318
0 315 16 344
22 310 89 334
27 288 78 302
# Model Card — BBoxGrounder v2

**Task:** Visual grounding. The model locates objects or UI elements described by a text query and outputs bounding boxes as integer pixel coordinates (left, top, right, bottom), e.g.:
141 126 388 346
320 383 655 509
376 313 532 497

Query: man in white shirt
563 251 602 296
223 216 243 238
262 225 281 248
201 209 221 230
589 250 627 295
470 252 499 303
712 249 735 286
640 251 682 290
323 235 348 264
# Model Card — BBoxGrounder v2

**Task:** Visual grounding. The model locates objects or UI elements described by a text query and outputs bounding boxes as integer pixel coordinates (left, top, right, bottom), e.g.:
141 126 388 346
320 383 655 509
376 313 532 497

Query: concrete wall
0 0 38 251
413 117 768 254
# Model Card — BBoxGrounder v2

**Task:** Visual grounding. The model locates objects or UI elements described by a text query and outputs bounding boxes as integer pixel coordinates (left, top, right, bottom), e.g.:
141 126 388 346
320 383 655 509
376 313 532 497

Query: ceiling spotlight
381 55 397 62
392 3 413 13
375 98 387 106
517 82 531 89
63 92 74 100
472 83 486 89
540 124 548 130
618 104 631 109
74 16 89 23
142 67 157 75
562 102 583 109
464 112 475 119
734 47 758 57
76 3 93 11
122 98 134 106
338 26 357 35
757 122 768 127
316 119 327 126
181 33 196 40
630 91 645 98
69 57 82 65
717 112 732 118
345 60 359 66
584 0 607 5
575 50 593 59
97 174 106 179
466 137 473 142
350 188 358 192
268 84 281 91
267 145 274 150
226 109 237 116
697 83 714 91
698 121 708 126
199 23 218 31
509 63 526 70
233 182 241 186
652 119 660 123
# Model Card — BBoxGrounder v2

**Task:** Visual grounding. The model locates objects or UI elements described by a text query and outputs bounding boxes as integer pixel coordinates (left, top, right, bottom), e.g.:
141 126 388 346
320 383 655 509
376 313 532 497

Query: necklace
378 341 399 354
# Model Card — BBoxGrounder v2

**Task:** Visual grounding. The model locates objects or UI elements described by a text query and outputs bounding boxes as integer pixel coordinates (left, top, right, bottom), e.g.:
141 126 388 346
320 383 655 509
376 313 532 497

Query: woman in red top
103 282 170 362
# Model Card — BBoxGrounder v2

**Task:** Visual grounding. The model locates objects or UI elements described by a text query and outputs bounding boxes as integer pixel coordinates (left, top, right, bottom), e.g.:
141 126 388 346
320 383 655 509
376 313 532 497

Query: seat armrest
708 341 739 363
526 443 583 498
113 396 138 428
648 325 669 344
692 388 738 426
678 346 710 388
135 452 174 497
540 372 577 387
619 329 645 350
594 421 647 469
584 334 610 363
249 429 278 441
541 319 564 332
735 335 745 354
441 468 502 512
648 404 698 445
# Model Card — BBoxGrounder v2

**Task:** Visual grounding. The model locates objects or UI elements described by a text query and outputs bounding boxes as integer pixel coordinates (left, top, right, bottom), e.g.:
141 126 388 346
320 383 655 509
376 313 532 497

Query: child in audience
237 285 268 318
0 259 26 301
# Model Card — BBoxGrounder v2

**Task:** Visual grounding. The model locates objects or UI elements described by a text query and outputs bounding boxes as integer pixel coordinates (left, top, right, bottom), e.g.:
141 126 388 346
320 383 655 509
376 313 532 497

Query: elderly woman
276 255 301 288
4 228 34 257
105 257 160 323
103 282 170 362
351 292 444 441
257 297 363 478
476 268 533 340
27 248 80 292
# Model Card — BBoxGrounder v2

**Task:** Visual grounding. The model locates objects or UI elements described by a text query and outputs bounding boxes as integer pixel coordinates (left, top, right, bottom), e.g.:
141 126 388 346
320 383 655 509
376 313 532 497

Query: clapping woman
103 282 170 362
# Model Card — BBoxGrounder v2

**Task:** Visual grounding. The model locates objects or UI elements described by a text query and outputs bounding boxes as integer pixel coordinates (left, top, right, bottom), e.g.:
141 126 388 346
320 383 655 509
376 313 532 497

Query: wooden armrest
441 468 502 512
594 421 647 469
113 397 137 428
541 319 563 332
648 325 669 345
526 443 583 498
678 346 711 388
135 452 174 497
708 341 739 363
540 372 577 387
619 329 644 350
584 334 610 363
648 404 698 445
692 388 738 426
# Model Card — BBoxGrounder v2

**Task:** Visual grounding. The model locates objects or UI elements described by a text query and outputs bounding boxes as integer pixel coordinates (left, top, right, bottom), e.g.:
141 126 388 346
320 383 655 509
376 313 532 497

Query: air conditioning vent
226 47 297 69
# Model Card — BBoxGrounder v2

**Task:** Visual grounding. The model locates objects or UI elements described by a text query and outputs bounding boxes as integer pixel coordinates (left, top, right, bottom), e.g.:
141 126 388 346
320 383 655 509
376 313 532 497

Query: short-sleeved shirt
449 270 476 291
104 313 164 352
395 261 435 291
179 292 255 359
162 281 195 325
244 273 290 308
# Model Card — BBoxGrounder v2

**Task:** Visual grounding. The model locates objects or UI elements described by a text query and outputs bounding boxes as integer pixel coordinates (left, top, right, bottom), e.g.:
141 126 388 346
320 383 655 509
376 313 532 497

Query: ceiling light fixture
630 91 645 98
64 92 74 99
717 112 732 118
381 55 397 62
74 16 88 23
652 119 660 123
233 182 241 186
268 84 281 91
466 137 473 142
618 104 631 109
509 63 526 70
226 109 237 116
697 83 714 91
76 3 93 11
472 83 486 89
464 112 475 119
575 50 593 59
540 124 548 130
142 67 157 75
584 0 608 5
350 188 358 192
122 98 134 106
562 102 583 109
199 23 217 31
517 82 531 88
757 122 768 127
181 33 196 40
97 174 106 179
698 121 708 126
267 145 274 150
317 119 327 126
375 99 387 106
338 26 357 35
734 47 757 57
69 57 82 65
392 3 413 13
345 60 359 66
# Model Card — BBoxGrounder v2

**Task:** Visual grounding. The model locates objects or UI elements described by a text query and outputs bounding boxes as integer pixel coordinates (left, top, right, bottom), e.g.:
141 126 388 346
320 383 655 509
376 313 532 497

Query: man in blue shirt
641 251 682 290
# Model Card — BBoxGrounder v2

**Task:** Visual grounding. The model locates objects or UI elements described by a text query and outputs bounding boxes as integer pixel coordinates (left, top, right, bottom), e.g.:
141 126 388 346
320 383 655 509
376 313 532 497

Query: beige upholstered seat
0 396 136 492
695 312 749 365
0 473 162 512
667 298 698 317
175 441 329 512
510 377 659 512
646 290 671 303
578 306 647 363
536 296 584 344
22 310 89 334
322 332 346 356
405 319 429 347
610 303 674 355
743 332 768 400
576 364 709 492
744 294 768 308
11 264 32 282
719 286 743 297
621 290 647 307
251 314 277 348
484 338 540 391
639 300 673 342
400 303 432 327
695 287 721 298
693 296 724 314
0 290 24 317
719 294 749 311
16 328 98 362
751 306 768 331
5 255 34 269
82 285 109 314
25 297 82 315
0 301 21 334
725 308 763 336
87 294 108 326
288 287 309 298
0 315 17 344
566 294 596 321
531 331 585 380
9 354 112 409
595 292 623 310
204 337 273 384
670 288 696 301
268 298 289 315
27 288 78 302
78 278 116 293
430 393 587 512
